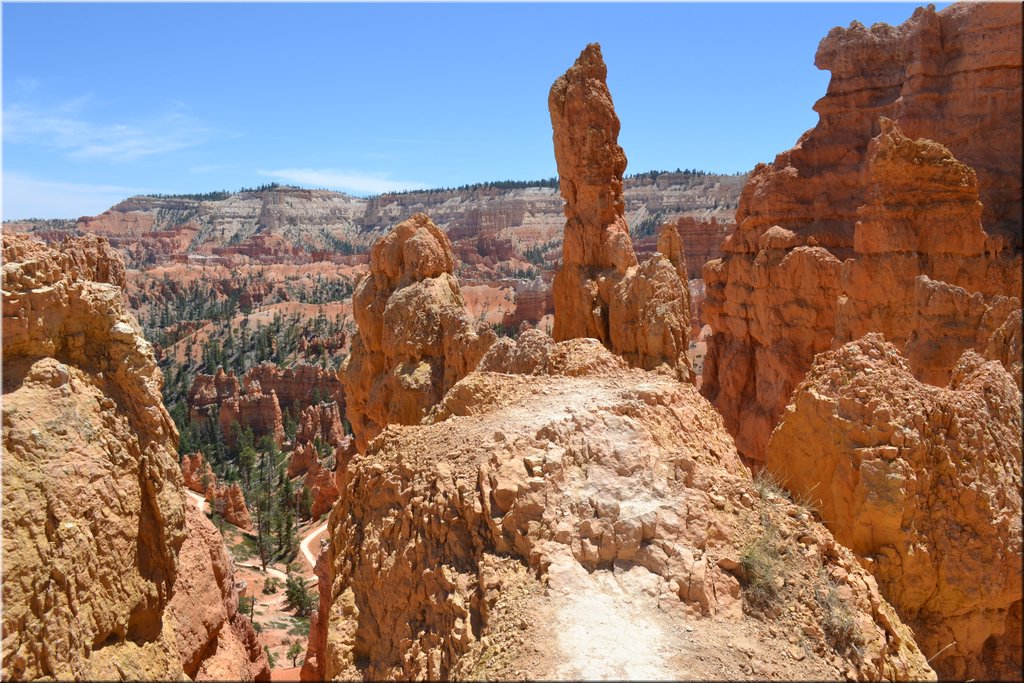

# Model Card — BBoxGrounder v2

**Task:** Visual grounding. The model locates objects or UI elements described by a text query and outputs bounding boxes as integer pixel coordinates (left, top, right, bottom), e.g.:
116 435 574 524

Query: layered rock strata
765 335 1022 680
833 118 1021 351
304 339 932 681
341 213 496 452
549 44 693 380
704 8 1022 461
1 234 267 680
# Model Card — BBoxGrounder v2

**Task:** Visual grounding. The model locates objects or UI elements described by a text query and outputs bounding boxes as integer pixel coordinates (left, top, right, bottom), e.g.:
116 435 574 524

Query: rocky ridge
303 339 933 681
1 234 268 680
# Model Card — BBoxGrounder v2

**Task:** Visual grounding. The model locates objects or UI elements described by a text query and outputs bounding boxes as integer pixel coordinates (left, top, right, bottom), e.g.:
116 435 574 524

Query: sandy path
300 521 329 572
237 561 289 582
185 489 210 515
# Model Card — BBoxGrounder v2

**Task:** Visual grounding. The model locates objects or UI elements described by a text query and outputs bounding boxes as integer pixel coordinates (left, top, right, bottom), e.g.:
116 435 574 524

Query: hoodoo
550 43 693 380
341 212 496 452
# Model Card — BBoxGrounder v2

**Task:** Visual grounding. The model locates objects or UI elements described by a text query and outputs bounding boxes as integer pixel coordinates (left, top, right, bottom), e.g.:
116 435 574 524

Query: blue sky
3 1 948 220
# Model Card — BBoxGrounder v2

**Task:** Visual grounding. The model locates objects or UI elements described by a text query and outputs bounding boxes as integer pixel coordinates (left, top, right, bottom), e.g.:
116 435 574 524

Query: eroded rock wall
703 2 1022 461
1 234 267 680
765 335 1022 680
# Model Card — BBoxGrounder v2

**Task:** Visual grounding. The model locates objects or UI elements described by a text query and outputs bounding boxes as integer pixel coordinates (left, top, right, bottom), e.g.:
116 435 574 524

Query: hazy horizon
3 1 949 220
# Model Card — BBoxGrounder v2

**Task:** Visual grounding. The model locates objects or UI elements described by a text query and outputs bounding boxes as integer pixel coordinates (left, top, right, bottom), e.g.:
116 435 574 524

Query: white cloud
2 172 139 220
3 100 213 163
257 168 425 195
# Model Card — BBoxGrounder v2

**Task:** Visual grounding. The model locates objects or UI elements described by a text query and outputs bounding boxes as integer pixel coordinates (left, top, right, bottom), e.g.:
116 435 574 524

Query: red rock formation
834 118 1021 350
207 482 254 531
341 213 496 452
218 381 285 448
181 452 217 494
288 441 319 479
243 362 344 410
549 43 637 345
549 44 693 380
294 401 346 448
766 335 1022 680
304 458 340 520
703 4 1023 462
984 308 1023 390
1 234 266 680
188 368 241 423
905 276 1021 387
703 227 843 461
500 277 554 330
168 505 271 681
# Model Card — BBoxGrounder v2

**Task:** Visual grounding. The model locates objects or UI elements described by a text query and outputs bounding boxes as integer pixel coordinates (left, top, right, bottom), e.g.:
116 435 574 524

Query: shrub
285 576 317 616
815 570 862 654
739 522 783 612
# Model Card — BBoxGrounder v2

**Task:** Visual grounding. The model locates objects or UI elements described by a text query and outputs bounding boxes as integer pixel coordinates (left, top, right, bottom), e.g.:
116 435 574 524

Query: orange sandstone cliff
702 2 1022 462
1 234 269 680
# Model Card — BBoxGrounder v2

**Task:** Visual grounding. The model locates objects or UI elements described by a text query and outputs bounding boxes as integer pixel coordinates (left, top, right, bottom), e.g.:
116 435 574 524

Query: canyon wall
1 234 267 680
702 2 1022 462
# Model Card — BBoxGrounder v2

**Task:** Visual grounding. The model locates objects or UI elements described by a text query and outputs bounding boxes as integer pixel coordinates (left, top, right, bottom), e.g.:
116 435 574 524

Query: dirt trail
185 489 209 515
299 521 328 572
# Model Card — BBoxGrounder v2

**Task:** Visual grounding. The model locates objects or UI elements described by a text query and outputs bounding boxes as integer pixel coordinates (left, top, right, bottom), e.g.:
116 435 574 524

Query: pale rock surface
341 213 496 452
1 234 267 680
304 341 933 681
766 335 1022 680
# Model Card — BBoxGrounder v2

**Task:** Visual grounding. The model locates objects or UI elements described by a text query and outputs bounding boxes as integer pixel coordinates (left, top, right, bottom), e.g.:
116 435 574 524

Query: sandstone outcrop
904 276 1021 387
168 504 270 681
549 43 636 346
244 361 344 411
703 3 1023 462
765 335 1022 680
834 118 1021 352
181 451 216 494
304 340 932 681
1 234 267 680
549 44 693 380
341 213 496 452
983 308 1023 390
295 401 346 449
702 227 843 461
188 367 241 422
219 381 286 448
304 458 341 520
207 481 254 531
